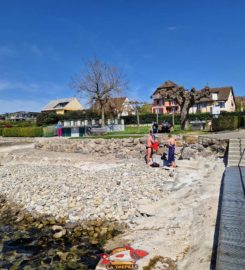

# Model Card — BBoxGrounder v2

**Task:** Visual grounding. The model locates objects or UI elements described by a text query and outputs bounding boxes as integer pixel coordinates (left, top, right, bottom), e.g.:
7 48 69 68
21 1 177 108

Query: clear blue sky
0 0 245 113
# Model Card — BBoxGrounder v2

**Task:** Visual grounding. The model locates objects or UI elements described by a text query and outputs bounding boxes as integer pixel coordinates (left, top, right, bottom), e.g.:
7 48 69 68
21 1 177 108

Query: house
151 80 181 114
4 111 39 121
189 87 236 114
151 80 236 115
42 98 83 115
92 97 136 117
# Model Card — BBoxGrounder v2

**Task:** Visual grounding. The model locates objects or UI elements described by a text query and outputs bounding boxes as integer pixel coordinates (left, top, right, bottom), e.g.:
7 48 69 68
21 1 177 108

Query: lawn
109 125 150 135
69 124 208 140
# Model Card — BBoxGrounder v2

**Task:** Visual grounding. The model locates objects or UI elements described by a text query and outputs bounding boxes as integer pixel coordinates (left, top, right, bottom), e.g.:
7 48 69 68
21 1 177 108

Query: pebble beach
0 140 225 269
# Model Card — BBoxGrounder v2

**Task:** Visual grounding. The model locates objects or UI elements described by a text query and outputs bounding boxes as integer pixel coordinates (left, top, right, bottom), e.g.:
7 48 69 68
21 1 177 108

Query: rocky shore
0 138 226 269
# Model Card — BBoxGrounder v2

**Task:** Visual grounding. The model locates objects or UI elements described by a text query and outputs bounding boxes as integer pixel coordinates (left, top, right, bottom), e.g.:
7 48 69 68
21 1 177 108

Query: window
212 93 218 100
219 102 225 108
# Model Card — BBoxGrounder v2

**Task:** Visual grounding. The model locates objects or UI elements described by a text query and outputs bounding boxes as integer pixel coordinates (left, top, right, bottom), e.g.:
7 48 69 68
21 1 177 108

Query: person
166 134 176 168
145 130 155 165
57 121 63 137
162 121 170 133
152 122 158 134
208 120 213 132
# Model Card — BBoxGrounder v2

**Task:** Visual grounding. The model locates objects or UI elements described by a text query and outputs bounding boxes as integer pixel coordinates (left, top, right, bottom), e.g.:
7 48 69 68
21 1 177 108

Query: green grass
69 124 208 139
70 134 144 139
109 125 150 135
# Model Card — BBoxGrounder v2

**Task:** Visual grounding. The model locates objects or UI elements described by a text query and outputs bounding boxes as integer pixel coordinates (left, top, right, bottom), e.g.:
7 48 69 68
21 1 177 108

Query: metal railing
238 138 245 196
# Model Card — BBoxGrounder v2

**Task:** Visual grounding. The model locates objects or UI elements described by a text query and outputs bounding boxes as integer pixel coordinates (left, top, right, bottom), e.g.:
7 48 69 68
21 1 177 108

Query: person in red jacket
145 130 158 165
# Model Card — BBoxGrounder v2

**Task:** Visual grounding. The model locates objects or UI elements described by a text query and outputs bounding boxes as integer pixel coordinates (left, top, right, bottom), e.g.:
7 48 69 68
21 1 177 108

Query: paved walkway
215 167 245 270
199 129 245 140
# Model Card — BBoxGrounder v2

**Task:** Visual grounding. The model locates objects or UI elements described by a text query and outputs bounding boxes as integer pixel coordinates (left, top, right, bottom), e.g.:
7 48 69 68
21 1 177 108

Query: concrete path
199 130 245 140
215 167 245 270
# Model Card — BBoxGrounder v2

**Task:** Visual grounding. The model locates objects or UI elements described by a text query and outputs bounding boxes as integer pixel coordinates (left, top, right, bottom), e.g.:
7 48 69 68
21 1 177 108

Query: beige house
42 98 83 115
189 87 236 114
92 97 136 117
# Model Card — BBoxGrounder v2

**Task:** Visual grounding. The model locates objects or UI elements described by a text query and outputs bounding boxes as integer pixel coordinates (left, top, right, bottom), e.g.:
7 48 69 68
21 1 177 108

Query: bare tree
163 86 210 129
71 59 127 126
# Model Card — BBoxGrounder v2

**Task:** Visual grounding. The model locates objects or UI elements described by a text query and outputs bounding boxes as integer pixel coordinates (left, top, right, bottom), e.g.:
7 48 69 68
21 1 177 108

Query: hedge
121 113 212 125
0 128 3 136
36 110 101 126
43 125 57 137
212 116 239 131
2 127 43 137
0 121 36 128
238 115 245 128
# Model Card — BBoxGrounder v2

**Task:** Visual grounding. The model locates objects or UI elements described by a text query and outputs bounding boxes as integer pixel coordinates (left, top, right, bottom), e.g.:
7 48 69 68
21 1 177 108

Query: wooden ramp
215 167 245 270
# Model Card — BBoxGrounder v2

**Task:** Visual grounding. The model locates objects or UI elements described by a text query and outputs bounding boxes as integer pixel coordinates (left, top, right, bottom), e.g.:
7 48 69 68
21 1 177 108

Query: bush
2 127 43 137
0 128 3 136
43 125 57 137
238 115 245 128
36 112 59 126
0 121 36 128
121 113 212 125
36 110 101 126
212 116 239 131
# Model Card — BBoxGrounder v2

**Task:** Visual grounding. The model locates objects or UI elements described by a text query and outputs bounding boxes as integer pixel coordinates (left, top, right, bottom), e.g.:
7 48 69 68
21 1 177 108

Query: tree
162 86 210 129
140 103 152 114
71 59 127 126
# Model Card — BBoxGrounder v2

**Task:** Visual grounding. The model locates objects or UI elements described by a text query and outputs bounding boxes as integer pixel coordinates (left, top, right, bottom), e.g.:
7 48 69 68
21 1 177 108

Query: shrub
0 128 3 136
212 116 239 131
36 112 59 126
238 115 245 128
121 112 212 125
36 110 101 126
43 125 57 137
2 127 43 137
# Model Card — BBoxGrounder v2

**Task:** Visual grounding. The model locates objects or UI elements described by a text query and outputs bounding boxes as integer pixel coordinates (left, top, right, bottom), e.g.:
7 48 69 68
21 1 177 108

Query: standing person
145 130 155 165
167 134 176 168
208 120 213 132
57 121 63 137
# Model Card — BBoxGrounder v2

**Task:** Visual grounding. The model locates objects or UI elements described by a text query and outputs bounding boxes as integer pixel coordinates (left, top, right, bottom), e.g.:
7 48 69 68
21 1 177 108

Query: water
0 222 102 270
0 198 118 270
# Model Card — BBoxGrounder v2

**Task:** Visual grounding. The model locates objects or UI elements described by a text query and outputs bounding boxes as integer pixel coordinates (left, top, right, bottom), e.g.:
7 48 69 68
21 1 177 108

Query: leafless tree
163 86 210 129
71 59 127 126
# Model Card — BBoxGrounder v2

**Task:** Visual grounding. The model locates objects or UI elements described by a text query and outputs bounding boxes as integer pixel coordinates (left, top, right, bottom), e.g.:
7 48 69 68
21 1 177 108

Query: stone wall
34 135 229 160
35 138 146 159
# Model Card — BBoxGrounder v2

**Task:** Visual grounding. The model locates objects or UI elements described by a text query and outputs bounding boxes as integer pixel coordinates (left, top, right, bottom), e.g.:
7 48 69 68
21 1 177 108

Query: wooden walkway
215 167 245 270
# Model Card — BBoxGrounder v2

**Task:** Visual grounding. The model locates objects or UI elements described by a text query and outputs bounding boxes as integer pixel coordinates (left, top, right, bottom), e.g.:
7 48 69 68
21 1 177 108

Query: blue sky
0 0 245 113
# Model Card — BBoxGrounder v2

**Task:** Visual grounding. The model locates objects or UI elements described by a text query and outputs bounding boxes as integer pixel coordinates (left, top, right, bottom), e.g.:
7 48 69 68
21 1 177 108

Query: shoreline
0 142 225 269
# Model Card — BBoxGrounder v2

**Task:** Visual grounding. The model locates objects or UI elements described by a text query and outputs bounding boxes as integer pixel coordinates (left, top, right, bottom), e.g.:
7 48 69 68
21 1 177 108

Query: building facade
151 81 180 114
189 87 236 114
151 81 236 115
42 98 83 115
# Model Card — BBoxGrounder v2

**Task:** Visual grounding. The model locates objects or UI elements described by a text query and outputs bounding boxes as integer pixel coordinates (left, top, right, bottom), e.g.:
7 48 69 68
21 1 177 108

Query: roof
198 87 233 102
108 97 127 111
42 98 74 111
157 80 178 89
92 97 133 112
152 80 179 96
